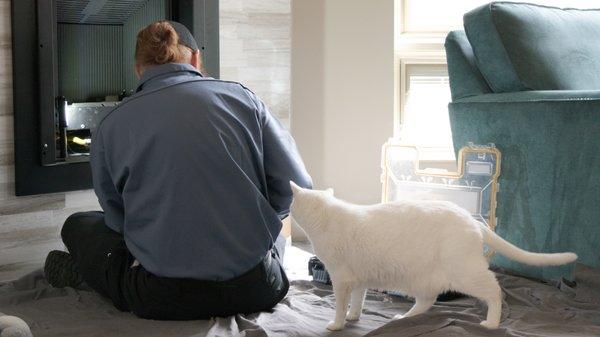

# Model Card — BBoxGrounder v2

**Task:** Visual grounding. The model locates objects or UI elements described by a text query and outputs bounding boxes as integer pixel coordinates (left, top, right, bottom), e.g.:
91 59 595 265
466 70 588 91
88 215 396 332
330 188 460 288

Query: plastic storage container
381 141 501 246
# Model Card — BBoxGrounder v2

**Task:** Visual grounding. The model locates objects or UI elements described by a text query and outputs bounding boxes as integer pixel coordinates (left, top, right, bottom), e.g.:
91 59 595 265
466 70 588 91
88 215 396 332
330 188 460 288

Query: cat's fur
289 182 578 331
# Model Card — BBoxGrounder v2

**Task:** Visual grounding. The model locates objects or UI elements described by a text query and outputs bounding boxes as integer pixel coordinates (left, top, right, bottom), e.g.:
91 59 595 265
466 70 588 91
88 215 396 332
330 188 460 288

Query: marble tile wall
219 0 291 127
0 0 103 282
0 0 292 282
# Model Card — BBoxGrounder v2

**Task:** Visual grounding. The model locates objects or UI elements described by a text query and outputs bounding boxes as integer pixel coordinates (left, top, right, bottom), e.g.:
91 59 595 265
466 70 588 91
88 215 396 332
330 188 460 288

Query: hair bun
135 21 187 66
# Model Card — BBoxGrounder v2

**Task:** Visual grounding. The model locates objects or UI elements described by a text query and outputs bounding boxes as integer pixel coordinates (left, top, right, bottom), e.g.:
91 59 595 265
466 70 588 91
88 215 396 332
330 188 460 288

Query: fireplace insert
11 0 219 195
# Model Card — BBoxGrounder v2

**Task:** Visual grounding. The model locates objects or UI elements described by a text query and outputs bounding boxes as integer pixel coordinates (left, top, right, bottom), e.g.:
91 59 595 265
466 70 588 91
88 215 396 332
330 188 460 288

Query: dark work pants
60 211 290 320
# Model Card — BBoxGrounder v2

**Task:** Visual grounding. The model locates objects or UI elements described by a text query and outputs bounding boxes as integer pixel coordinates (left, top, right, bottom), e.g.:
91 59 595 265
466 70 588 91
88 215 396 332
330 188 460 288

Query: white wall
291 0 395 205
220 0 291 126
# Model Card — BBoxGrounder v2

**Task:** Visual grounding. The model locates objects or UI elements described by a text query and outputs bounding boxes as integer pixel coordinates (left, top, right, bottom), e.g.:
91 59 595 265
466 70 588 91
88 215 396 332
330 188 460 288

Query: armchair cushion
445 31 491 100
464 2 600 92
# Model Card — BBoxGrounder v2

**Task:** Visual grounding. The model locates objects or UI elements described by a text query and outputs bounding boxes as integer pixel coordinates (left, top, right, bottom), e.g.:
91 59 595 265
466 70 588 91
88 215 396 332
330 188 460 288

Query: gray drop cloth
1 264 599 337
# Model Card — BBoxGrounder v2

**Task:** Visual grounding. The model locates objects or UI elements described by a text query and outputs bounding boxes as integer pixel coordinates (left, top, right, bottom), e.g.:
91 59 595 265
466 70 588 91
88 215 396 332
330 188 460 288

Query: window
399 0 491 34
394 0 597 160
400 64 453 160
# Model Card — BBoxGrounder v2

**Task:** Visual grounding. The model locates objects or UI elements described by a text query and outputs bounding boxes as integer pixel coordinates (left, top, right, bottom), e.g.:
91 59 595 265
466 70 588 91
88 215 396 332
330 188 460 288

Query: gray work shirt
90 63 312 280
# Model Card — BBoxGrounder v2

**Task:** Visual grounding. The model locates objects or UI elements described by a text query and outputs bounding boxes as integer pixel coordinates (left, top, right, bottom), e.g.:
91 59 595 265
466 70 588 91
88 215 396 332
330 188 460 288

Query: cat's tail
479 224 578 266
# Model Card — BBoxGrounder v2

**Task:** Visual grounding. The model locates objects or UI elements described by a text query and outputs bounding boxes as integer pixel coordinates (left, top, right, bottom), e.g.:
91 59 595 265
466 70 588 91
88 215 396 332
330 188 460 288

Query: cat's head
289 181 334 234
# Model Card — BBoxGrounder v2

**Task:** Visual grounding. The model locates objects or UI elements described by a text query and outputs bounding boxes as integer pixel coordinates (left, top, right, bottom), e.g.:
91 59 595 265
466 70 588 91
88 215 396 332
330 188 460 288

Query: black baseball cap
168 21 199 51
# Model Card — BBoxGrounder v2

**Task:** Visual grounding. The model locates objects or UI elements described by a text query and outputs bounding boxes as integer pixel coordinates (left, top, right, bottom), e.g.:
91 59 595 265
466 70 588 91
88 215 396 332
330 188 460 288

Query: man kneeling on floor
44 20 312 320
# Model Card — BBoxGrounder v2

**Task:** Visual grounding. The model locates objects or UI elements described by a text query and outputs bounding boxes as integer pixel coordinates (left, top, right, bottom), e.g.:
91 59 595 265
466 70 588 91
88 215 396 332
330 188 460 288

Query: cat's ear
325 188 334 196
290 181 302 194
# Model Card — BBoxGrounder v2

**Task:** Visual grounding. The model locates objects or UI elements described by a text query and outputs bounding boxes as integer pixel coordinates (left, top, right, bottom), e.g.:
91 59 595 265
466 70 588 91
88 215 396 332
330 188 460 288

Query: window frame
394 0 450 156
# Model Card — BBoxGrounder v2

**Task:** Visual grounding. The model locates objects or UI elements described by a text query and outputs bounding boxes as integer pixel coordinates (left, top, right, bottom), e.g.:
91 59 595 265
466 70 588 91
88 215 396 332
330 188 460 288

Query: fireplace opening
57 98 120 162
12 0 219 195
41 0 173 166
66 129 92 158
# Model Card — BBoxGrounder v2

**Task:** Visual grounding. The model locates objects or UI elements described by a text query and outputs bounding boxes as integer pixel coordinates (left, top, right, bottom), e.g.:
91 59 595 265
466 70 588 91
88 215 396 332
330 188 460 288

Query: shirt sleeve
90 126 125 233
250 92 313 218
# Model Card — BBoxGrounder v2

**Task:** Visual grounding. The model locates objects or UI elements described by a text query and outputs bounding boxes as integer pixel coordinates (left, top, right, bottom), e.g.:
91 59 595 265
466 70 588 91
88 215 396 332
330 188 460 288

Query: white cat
289 182 577 331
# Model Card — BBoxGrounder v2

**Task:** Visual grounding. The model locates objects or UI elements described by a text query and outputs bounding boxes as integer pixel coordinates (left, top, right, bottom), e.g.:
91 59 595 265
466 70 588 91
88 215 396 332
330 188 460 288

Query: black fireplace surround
11 0 219 196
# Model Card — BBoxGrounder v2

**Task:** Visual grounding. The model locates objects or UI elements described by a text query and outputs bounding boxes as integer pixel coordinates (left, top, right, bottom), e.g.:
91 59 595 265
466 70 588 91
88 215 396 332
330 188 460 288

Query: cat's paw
346 311 361 321
480 320 499 329
392 314 404 320
326 321 345 331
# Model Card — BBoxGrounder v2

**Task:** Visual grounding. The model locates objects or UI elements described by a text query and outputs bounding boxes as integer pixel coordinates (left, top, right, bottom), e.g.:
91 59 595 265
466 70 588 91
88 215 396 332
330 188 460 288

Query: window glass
399 65 454 159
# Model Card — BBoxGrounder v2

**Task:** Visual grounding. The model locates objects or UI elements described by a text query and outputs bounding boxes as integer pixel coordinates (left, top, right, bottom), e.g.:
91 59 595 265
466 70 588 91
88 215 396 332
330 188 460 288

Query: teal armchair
445 2 600 280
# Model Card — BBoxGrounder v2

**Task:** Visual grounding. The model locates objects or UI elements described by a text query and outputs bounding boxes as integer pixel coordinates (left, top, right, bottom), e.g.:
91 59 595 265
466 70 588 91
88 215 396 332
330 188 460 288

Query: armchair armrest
448 89 600 281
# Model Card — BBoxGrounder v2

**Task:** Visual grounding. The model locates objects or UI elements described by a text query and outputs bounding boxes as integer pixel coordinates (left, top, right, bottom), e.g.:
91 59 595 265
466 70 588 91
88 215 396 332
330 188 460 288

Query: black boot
44 250 85 289
437 291 464 301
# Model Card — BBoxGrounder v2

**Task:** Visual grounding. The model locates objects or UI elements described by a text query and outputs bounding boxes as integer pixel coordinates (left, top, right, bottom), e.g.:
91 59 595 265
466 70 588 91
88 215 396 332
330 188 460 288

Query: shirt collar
136 63 203 92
